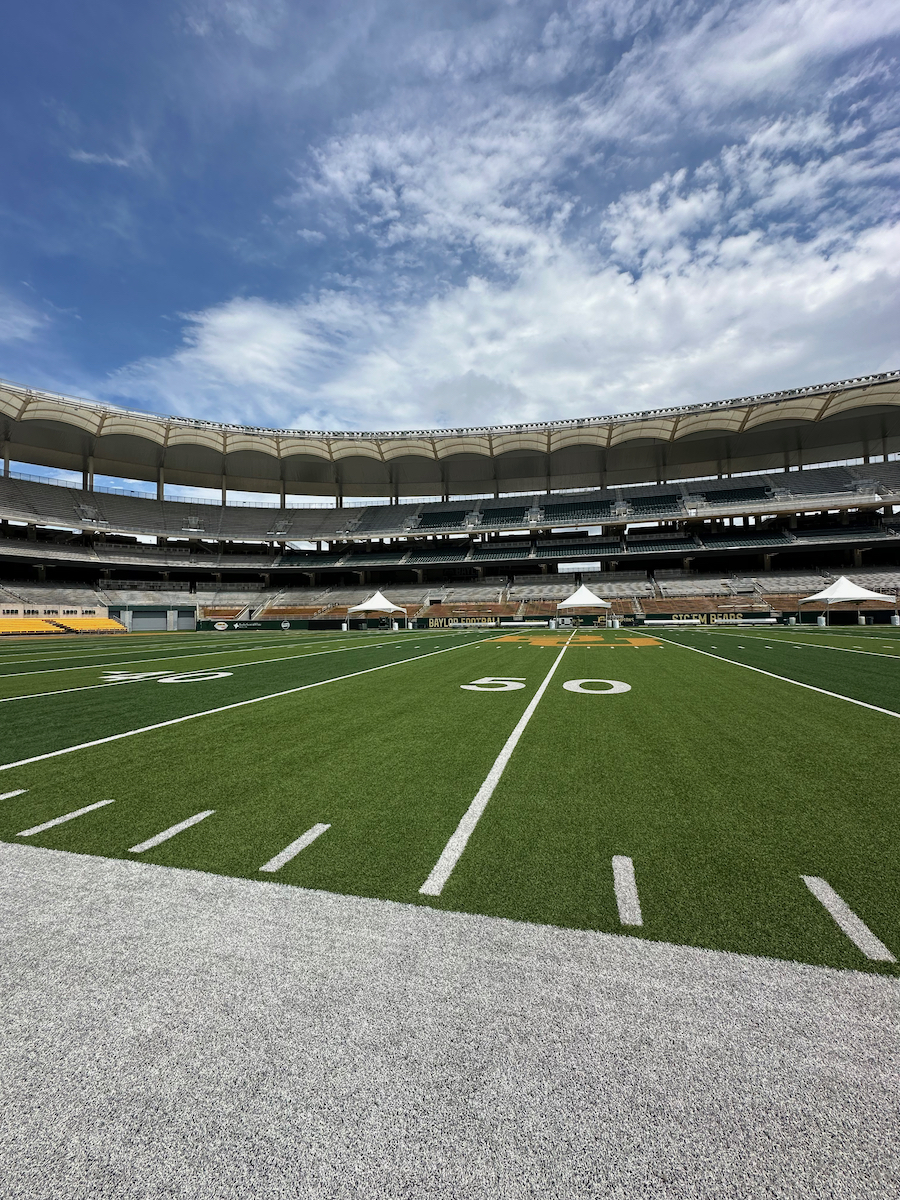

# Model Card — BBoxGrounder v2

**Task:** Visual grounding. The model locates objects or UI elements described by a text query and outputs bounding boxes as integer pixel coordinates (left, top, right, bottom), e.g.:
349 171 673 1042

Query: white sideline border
802 875 896 962
420 629 576 897
651 633 900 720
0 634 492 774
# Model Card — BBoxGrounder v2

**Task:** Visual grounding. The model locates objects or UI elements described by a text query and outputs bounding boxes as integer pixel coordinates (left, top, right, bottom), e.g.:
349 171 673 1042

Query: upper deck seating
778 467 855 495
697 486 770 505
793 525 888 540
348 504 420 535
405 548 470 563
540 499 611 524
627 494 682 516
699 532 792 549
479 506 529 528
535 540 620 557
416 509 469 530
471 545 531 559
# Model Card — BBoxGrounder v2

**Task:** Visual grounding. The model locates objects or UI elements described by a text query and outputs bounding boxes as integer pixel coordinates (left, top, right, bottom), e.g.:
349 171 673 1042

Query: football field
1 622 897 976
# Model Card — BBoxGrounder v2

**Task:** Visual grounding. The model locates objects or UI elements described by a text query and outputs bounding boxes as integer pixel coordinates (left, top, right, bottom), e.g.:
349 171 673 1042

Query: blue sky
1 0 898 433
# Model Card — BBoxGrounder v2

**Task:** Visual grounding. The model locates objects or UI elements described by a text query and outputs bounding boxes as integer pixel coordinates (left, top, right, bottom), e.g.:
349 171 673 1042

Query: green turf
0 625 897 975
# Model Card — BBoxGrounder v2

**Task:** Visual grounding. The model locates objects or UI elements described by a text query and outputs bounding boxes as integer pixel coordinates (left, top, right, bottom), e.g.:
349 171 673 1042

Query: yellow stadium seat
49 617 127 633
0 618 65 635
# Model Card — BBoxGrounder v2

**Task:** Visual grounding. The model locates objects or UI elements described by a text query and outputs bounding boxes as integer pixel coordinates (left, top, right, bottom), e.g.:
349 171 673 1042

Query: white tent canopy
798 576 895 605
557 584 611 610
347 590 406 614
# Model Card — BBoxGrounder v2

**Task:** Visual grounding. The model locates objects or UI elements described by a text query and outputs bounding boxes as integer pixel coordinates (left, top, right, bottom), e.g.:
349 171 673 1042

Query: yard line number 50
461 677 631 694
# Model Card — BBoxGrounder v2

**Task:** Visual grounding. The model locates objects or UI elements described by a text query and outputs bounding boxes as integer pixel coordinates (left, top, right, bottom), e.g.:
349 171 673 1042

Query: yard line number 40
460 677 631 694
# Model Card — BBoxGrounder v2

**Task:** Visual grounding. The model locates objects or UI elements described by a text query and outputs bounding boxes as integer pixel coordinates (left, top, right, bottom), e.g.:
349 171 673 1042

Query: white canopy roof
557 584 612 609
799 576 895 604
347 590 406 614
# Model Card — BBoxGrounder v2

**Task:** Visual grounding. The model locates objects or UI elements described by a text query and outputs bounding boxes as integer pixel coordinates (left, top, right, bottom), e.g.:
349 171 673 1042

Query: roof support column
157 466 165 502
82 455 94 492
221 474 227 507
2 442 9 478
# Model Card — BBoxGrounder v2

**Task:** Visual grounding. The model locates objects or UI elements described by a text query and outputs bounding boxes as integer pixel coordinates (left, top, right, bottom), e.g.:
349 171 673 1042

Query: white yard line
0 633 458 704
17 798 115 837
651 634 900 720
1 789 27 800
801 876 896 962
0 635 488 773
420 630 576 898
259 823 330 873
612 856 643 926
129 810 215 854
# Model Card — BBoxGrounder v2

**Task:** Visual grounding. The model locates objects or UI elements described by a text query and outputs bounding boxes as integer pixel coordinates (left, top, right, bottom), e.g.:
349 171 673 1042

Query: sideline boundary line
0 635 491 773
420 629 576 897
651 634 900 719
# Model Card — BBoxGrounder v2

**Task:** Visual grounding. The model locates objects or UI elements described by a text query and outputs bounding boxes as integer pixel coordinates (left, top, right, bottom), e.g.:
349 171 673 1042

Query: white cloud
107 0 900 431
0 292 46 345
185 0 288 48
68 133 152 172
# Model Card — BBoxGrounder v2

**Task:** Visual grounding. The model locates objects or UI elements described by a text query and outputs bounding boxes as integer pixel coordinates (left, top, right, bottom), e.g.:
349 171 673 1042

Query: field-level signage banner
637 613 773 625
419 617 500 628
197 619 310 632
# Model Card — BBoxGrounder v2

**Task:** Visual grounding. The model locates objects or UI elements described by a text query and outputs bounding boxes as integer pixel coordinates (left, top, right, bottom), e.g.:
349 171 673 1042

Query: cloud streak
47 0 900 429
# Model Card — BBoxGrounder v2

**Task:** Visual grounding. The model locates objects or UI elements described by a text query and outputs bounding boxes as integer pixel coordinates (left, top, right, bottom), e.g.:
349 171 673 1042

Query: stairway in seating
1 584 27 604
515 600 527 619
632 596 644 615
252 590 284 619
